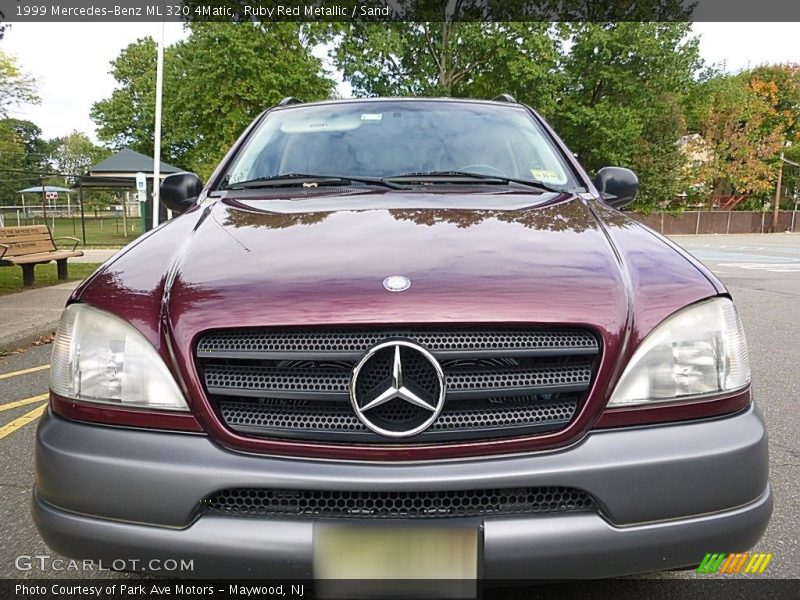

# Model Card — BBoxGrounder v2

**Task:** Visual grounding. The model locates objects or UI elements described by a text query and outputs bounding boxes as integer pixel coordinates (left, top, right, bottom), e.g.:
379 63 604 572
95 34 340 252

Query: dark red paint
69 189 735 460
50 393 203 432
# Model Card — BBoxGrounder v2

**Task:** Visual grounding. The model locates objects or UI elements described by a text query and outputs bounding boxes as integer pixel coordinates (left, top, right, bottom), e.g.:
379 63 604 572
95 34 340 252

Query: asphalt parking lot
0 233 797 589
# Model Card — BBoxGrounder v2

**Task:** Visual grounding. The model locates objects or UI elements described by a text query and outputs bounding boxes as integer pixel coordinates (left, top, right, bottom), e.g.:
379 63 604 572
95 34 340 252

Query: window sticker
530 168 562 183
361 113 383 121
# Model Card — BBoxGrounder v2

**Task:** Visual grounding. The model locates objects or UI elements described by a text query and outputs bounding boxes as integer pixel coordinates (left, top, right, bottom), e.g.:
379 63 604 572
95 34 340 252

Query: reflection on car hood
75 192 720 367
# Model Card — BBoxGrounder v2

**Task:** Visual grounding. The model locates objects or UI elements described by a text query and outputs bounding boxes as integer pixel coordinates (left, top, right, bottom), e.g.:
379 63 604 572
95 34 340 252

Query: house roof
89 149 181 175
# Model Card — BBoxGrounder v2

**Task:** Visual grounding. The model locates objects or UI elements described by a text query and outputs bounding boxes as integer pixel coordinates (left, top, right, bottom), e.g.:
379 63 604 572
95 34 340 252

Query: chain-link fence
1 168 146 246
0 203 144 247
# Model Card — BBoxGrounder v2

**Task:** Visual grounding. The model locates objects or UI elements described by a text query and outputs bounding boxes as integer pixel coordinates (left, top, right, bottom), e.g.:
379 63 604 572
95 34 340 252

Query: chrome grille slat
218 397 578 441
197 328 599 360
204 363 592 400
196 327 600 443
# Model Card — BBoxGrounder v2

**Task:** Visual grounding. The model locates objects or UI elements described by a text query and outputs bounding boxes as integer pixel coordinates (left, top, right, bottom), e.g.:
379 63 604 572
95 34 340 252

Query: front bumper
33 406 771 579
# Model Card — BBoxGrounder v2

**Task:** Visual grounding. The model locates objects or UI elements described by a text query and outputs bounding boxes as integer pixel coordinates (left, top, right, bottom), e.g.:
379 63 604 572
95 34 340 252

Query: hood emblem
349 340 446 438
383 275 411 292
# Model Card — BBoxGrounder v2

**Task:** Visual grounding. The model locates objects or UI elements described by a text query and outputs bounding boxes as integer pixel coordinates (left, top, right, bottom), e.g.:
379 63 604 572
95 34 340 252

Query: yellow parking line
0 403 47 440
0 364 49 381
0 393 49 412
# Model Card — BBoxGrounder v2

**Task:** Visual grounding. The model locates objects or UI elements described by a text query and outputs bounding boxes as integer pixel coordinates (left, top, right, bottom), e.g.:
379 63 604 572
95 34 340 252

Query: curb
0 320 58 355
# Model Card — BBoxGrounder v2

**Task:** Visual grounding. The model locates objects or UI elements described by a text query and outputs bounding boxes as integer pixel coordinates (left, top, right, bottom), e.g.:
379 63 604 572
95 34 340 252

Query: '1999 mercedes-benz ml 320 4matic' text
34 97 770 585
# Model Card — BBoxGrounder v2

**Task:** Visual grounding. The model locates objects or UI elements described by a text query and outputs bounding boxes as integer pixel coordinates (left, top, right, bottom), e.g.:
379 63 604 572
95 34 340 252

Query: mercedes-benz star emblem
383 275 411 292
349 340 446 438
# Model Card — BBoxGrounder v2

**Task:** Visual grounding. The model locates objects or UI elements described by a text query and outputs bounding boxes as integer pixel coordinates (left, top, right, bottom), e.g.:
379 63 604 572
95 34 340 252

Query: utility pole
772 149 784 232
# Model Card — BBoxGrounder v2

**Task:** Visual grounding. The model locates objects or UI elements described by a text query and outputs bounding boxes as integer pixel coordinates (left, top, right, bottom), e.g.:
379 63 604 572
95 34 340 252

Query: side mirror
160 172 203 215
594 167 639 209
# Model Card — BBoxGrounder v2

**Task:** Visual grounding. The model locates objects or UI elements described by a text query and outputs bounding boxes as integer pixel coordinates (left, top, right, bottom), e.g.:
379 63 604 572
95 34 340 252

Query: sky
1 22 799 142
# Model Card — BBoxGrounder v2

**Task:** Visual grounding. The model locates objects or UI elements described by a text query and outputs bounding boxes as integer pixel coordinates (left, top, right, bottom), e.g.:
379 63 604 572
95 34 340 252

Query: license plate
314 522 479 598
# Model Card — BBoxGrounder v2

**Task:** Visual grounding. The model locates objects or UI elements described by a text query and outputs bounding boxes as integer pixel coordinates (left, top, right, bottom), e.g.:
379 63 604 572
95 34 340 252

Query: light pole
152 19 165 230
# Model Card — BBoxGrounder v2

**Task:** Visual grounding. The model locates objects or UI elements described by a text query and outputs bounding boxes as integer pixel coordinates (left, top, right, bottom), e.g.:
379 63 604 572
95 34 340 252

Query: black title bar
1 0 799 23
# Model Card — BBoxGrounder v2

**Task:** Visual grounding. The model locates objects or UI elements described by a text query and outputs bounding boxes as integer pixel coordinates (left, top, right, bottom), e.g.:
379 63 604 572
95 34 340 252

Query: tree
748 64 800 143
747 64 800 204
331 22 560 112
550 23 701 209
0 49 39 118
687 74 786 200
91 38 161 158
91 23 334 179
0 119 51 205
49 131 111 181
168 22 334 177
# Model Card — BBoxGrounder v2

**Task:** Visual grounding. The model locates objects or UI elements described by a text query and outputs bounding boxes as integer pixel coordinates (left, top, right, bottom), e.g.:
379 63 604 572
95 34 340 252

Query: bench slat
4 250 83 265
0 233 53 245
0 225 49 235
1 240 57 257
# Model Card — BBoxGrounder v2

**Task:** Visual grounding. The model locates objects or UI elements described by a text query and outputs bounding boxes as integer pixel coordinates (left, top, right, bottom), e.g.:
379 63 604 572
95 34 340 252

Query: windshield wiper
220 173 407 190
383 170 563 193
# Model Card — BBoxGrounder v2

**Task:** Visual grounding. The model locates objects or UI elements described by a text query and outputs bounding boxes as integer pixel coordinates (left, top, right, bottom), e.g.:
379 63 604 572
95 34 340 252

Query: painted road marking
0 403 47 440
0 364 49 381
718 262 800 273
0 393 48 413
690 251 800 263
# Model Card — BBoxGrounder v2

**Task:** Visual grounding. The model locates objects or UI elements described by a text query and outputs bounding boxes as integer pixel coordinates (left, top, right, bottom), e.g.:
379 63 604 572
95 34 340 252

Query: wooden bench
0 225 83 287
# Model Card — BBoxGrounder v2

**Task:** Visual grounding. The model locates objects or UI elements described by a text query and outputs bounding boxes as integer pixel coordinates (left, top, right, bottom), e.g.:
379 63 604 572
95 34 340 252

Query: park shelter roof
89 149 181 176
17 185 73 193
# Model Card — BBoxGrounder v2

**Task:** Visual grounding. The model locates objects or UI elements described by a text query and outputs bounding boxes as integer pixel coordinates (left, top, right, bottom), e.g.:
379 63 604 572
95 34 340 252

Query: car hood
169 193 626 335
77 191 721 374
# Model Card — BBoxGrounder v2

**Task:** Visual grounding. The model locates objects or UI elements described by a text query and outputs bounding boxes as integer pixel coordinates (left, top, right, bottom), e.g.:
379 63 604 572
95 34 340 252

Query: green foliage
0 262 101 295
549 23 700 210
333 21 699 210
90 38 160 157
91 23 334 179
0 49 39 118
0 119 51 205
169 22 334 178
88 20 798 210
50 131 111 179
747 64 800 204
331 22 559 111
687 73 785 198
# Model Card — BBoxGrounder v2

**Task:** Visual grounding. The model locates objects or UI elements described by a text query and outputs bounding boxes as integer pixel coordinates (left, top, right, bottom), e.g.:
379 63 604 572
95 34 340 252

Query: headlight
50 304 188 411
608 298 749 407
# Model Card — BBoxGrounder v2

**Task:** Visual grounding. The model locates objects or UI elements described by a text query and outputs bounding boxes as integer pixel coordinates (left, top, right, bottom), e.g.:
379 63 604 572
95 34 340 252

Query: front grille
202 486 594 520
196 327 599 443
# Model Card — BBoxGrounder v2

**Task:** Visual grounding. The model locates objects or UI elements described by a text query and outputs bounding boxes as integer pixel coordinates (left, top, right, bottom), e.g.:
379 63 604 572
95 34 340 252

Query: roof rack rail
491 94 517 103
278 97 303 106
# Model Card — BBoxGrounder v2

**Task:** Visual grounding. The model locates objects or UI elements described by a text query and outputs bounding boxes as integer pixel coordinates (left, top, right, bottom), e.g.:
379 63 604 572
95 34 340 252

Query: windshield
222 101 577 190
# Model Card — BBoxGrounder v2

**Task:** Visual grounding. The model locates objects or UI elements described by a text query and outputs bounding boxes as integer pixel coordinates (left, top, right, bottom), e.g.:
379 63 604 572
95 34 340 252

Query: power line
0 167 72 177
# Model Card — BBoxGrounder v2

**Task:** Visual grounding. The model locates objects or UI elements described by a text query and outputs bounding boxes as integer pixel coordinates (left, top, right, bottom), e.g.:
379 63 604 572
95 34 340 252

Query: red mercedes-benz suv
34 97 770 588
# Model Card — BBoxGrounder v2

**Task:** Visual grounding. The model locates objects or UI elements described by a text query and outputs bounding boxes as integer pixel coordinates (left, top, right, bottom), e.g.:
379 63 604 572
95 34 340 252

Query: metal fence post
78 180 87 246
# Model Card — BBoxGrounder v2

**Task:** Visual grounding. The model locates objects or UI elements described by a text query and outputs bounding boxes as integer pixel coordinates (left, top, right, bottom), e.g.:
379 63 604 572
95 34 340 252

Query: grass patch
0 263 102 296
1 215 142 247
